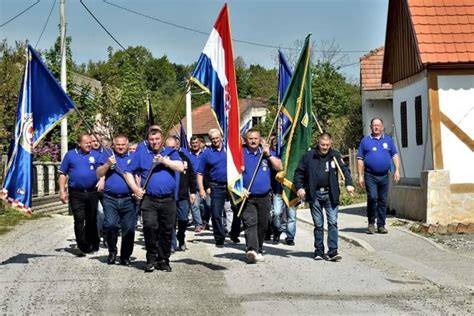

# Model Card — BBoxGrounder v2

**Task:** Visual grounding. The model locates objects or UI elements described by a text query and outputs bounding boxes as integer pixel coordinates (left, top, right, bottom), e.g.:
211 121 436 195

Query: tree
246 64 277 99
0 40 26 152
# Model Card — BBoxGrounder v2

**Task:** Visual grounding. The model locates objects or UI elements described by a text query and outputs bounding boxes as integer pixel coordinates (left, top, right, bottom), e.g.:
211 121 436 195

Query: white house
360 47 393 136
382 0 474 225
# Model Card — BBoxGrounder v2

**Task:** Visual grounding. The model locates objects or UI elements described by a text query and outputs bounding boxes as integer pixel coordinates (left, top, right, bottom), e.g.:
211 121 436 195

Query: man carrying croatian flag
192 4 244 247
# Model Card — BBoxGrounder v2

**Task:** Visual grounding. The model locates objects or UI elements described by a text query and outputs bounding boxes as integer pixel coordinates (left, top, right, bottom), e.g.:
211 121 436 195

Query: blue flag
1 45 75 214
277 50 293 157
179 121 189 150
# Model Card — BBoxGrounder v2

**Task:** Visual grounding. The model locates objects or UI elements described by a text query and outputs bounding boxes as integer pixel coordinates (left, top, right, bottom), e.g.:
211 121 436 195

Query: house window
415 95 423 145
252 116 262 126
400 101 408 148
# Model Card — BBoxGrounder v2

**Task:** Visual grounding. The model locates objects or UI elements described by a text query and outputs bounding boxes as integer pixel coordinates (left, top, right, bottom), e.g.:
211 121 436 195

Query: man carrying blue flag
59 134 101 256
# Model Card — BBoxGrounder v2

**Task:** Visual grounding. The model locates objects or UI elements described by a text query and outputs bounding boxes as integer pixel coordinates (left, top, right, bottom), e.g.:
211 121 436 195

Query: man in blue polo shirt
241 129 282 263
124 129 184 273
197 128 228 247
357 118 400 234
59 134 100 256
96 134 136 266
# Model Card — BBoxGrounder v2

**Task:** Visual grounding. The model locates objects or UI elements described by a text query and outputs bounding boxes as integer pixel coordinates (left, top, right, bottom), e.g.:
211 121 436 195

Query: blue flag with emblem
1 45 75 215
276 49 293 157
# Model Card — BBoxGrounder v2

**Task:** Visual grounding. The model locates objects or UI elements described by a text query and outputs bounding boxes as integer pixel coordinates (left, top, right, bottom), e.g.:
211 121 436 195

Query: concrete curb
391 226 448 252
296 215 376 253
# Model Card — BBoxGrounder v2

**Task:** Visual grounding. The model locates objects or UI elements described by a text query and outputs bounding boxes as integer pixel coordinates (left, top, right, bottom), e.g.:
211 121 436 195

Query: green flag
276 34 313 207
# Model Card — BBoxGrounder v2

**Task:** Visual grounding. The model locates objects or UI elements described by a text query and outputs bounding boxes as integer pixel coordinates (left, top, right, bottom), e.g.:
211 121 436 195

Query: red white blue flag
191 4 243 202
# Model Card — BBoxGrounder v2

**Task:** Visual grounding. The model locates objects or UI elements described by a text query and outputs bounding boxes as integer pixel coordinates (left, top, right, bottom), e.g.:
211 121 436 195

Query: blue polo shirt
125 146 181 197
59 148 99 190
98 151 133 195
134 140 148 154
357 134 398 175
197 146 227 183
184 148 203 172
242 146 276 195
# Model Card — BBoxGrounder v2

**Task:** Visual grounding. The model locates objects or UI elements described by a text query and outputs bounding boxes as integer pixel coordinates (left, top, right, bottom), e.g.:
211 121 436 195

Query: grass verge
0 204 50 236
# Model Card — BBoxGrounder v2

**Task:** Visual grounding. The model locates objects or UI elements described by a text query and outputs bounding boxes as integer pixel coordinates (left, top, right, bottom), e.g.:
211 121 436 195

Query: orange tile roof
360 47 392 91
170 98 268 136
408 0 474 64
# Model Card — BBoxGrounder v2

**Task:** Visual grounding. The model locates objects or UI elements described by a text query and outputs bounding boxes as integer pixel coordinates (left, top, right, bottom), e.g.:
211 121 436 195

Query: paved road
0 209 472 315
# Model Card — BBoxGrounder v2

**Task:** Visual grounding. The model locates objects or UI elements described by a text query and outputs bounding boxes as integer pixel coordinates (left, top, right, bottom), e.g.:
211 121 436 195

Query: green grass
0 204 50 236
339 187 366 206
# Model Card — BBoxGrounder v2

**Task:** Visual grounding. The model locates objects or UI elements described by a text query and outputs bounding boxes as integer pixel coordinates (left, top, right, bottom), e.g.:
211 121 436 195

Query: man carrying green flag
276 34 313 207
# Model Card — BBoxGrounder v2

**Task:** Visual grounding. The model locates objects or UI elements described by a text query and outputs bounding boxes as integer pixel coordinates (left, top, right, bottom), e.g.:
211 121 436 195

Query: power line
102 0 370 54
80 0 126 50
35 0 57 49
0 0 41 28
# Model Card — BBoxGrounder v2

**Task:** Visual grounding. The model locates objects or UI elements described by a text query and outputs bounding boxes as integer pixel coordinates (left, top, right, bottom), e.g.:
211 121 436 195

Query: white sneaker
256 253 265 262
246 250 257 264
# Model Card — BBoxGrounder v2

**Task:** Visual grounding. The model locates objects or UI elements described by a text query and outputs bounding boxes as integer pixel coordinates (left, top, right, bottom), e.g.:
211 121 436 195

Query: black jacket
177 152 197 200
293 147 353 206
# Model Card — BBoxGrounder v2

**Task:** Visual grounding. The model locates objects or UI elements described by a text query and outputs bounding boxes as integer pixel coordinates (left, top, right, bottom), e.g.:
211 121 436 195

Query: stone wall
389 170 474 225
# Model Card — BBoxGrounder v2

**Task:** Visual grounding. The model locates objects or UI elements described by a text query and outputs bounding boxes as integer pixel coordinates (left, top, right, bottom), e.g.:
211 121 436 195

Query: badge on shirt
325 161 329 172
330 161 335 169
262 160 268 172
127 159 131 165
372 147 377 151
89 156 95 164
383 142 388 149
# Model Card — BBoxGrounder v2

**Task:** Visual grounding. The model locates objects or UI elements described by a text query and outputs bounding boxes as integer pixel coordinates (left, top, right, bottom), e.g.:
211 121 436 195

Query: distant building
360 47 393 136
171 98 269 142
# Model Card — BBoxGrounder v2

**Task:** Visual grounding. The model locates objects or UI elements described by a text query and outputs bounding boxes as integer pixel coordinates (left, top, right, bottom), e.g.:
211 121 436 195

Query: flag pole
59 0 68 160
311 111 345 181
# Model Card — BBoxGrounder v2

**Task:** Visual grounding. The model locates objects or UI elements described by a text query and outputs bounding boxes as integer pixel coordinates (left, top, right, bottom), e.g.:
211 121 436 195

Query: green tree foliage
246 64 277 100
311 61 361 153
0 40 25 152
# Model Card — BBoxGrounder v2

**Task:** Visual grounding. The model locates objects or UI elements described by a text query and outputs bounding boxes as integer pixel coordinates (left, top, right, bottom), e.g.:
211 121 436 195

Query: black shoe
273 232 281 243
91 244 100 252
144 262 155 272
286 239 295 246
157 262 172 272
215 242 224 248
107 253 116 265
120 258 131 266
328 253 342 262
177 243 187 251
230 236 240 243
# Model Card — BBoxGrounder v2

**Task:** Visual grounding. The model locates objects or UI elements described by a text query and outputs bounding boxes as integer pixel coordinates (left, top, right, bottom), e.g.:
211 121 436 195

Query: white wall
361 98 394 136
438 75 474 184
392 73 433 178
240 107 267 129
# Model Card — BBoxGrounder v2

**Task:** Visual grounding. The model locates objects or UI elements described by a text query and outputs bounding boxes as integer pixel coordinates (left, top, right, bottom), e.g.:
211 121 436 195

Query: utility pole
60 0 68 159
185 81 192 141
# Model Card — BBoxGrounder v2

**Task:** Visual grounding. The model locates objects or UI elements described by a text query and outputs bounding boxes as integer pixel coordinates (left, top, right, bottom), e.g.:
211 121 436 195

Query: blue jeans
175 199 189 246
310 191 338 257
102 195 136 259
364 172 389 228
210 184 226 245
272 194 296 241
191 192 203 226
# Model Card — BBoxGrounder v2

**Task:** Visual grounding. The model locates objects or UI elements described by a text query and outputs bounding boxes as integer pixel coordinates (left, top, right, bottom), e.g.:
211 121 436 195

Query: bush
33 141 60 162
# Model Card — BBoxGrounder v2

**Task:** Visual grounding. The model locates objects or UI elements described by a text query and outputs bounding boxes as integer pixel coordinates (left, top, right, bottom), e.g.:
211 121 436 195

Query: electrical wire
80 0 126 50
0 0 41 28
34 0 57 49
101 0 370 54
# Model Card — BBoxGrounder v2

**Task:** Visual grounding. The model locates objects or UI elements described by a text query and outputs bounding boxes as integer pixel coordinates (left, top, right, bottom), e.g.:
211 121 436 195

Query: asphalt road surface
1 214 472 315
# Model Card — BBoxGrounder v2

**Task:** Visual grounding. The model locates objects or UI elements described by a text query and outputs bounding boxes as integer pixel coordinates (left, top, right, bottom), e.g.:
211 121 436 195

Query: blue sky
1 0 389 82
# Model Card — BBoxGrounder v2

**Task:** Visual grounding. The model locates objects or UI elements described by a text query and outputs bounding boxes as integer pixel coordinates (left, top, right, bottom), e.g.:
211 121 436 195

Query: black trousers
141 196 176 264
69 190 100 252
241 193 270 253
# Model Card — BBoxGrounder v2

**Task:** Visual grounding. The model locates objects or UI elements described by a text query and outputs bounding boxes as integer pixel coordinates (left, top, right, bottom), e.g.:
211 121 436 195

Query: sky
0 0 389 82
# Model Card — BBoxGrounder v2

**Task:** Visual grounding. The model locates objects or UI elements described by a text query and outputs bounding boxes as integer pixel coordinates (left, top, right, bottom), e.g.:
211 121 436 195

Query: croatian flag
1 45 75 214
191 4 243 202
